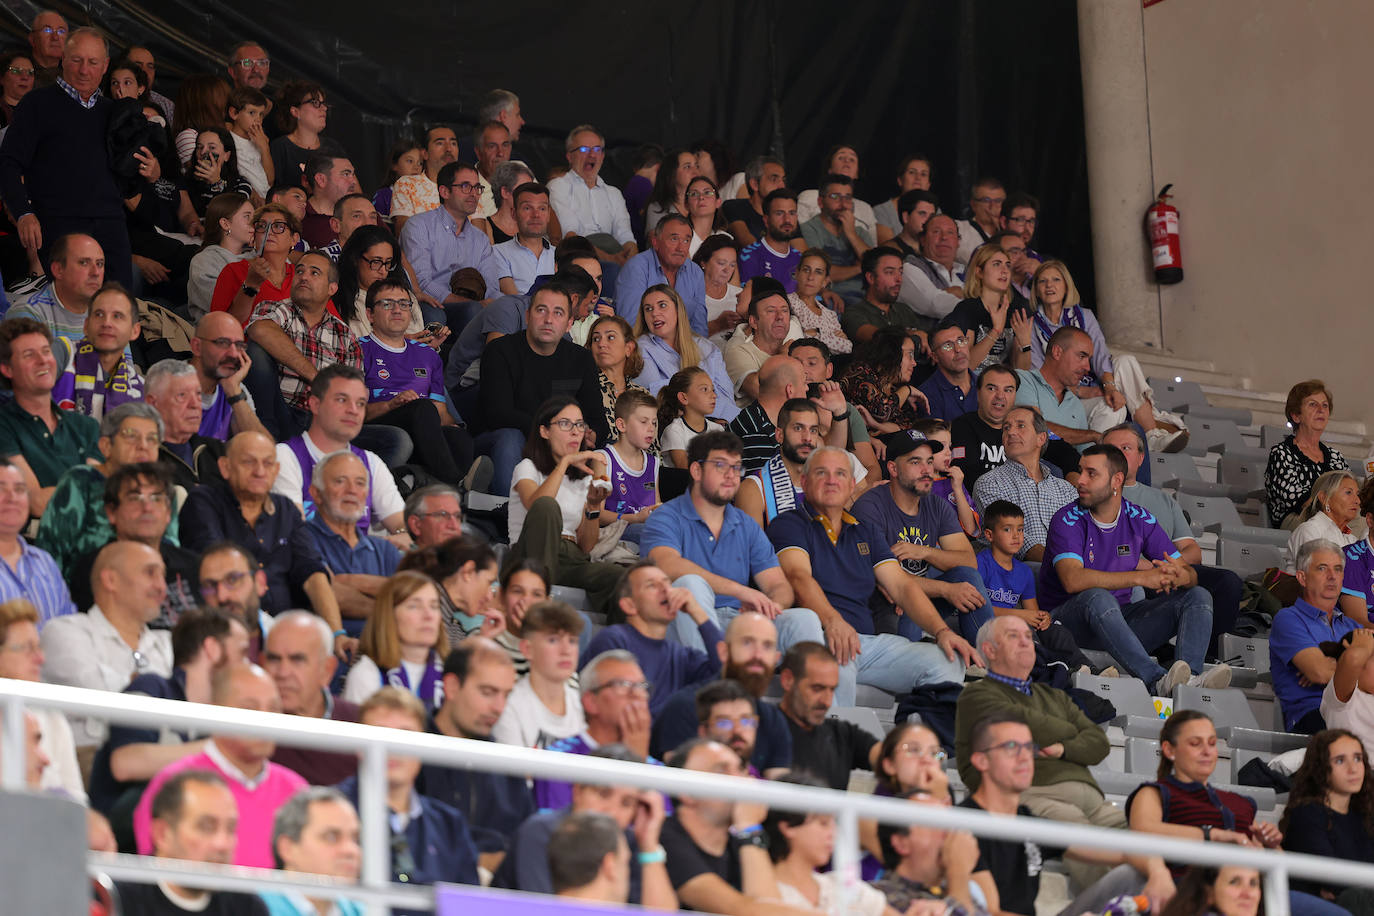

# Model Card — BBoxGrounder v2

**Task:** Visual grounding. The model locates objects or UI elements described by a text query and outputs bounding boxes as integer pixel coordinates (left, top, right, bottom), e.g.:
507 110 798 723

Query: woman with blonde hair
342 571 449 709
0 598 84 799
1283 470 1360 574
948 242 1030 372
633 284 738 421
1027 258 1188 453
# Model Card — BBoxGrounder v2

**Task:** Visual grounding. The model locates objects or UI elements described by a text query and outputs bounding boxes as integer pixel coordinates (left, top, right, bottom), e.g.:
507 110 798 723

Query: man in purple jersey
1038 444 1231 695
736 189 801 294
1338 482 1374 626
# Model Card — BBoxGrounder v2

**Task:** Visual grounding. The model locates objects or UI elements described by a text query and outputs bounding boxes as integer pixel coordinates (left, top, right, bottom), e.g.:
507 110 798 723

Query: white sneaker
1147 426 1190 454
1188 664 1232 689
1155 660 1191 695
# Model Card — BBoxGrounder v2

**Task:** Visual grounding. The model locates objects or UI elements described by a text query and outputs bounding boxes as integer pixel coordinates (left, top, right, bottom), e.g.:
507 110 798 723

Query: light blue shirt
494 236 556 295
640 494 780 610
1014 368 1089 448
547 172 634 245
615 248 708 337
399 206 508 303
634 333 740 422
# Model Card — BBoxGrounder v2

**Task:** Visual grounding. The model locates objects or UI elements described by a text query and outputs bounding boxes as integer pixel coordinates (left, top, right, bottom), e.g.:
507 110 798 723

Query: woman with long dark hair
1281 729 1374 909
335 225 426 340
643 147 699 235
1159 867 1263 916
184 126 253 216
840 325 929 435
397 534 501 646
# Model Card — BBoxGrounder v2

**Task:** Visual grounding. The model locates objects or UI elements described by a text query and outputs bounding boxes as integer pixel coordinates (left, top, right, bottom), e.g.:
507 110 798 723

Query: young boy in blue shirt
976 500 1100 681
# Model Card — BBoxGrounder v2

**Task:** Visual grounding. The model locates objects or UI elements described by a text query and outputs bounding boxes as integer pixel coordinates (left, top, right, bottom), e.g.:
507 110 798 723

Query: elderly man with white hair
145 357 224 489
303 449 402 624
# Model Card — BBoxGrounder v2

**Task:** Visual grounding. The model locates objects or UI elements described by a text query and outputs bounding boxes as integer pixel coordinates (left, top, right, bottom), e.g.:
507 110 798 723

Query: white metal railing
1 679 1369 916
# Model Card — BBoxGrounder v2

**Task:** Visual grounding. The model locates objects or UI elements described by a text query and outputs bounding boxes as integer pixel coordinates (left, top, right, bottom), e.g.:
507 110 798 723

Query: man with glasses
642 430 830 660
390 125 460 235
614 212 709 337
800 173 874 305
960 706 1174 914
400 161 509 331
535 649 658 810
694 679 764 775
27 10 68 84
547 125 637 284
955 177 1006 264
198 541 272 653
585 560 722 716
67 462 201 630
1002 194 1043 299
226 40 270 92
145 358 225 490
192 311 268 441
403 484 468 548
918 319 979 422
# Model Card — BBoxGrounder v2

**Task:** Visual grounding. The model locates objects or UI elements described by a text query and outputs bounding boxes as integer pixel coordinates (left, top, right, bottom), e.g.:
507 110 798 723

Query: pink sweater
133 746 308 867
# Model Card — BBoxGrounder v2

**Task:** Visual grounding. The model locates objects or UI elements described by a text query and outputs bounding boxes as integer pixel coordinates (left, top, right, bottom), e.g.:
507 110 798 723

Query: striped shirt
728 401 778 473
0 537 75 627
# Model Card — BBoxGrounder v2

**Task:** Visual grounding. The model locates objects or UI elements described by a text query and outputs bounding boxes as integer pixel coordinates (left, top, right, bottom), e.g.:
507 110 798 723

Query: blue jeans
896 566 996 643
474 427 526 496
1052 586 1214 684
667 573 826 655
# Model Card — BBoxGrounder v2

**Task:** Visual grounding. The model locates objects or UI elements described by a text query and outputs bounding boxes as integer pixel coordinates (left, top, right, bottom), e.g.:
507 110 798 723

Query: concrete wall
1139 1 1374 428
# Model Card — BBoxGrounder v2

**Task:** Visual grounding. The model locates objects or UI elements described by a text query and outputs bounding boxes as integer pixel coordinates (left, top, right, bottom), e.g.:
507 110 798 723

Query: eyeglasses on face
547 418 587 432
978 740 1038 757
200 570 251 597
254 220 290 235
973 196 1006 207
236 58 270 69
571 145 604 154
824 192 854 202
372 298 411 312
6 67 35 77
594 679 651 696
895 743 948 762
698 458 744 477
711 716 758 731
686 189 718 200
415 510 462 522
935 336 969 352
38 27 67 37
197 336 248 351
114 428 162 447
361 256 396 271
449 181 481 194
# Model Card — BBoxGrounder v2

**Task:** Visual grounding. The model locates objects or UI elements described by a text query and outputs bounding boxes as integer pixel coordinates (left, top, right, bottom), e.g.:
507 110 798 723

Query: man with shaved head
192 311 268 441
132 663 308 867
41 540 173 765
0 27 137 286
180 432 349 656
727 354 813 473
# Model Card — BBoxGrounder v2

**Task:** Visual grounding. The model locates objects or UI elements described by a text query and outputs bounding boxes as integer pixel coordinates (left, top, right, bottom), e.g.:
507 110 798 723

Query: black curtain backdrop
2 0 1095 298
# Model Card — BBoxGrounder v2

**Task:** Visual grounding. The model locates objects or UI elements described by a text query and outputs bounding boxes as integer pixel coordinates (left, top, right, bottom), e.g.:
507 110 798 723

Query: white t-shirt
705 284 742 350
490 677 586 749
272 434 405 532
659 417 725 466
342 655 433 705
508 458 592 542
1321 678 1374 748
232 131 269 197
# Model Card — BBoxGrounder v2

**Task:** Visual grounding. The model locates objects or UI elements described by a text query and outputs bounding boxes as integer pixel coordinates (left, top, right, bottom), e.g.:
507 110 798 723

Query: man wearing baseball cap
852 428 995 641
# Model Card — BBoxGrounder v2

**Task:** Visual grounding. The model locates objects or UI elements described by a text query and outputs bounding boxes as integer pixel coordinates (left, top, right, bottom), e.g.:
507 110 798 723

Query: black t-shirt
114 882 267 915
948 410 1079 489
661 815 743 901
947 296 1031 371
958 798 1064 916
722 199 763 241
785 714 877 790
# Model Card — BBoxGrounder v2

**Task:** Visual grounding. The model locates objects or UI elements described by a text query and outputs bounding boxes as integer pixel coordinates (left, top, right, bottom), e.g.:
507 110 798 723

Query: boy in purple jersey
598 389 661 544
1039 445 1231 695
1338 484 1374 626
358 279 476 487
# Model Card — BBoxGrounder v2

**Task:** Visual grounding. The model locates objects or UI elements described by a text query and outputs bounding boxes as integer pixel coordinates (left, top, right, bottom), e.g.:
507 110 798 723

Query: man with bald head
192 311 268 441
728 354 810 473
41 540 173 761
263 610 361 785
304 450 402 625
133 664 308 866
651 611 793 775
0 28 137 287
180 432 349 657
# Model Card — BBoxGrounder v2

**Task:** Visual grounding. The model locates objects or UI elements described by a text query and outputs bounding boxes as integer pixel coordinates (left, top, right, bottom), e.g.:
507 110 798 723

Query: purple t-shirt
1038 499 1182 609
1343 537 1374 608
932 477 976 521
601 446 659 515
851 485 961 578
360 336 445 403
737 239 801 293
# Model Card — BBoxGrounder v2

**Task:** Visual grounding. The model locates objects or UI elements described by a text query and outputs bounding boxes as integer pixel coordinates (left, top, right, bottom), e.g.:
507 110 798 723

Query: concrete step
1110 343 1251 389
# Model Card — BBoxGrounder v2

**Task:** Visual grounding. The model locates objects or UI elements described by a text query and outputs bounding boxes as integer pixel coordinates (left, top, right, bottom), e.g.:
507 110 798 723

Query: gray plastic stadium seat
1183 403 1253 427
829 706 885 739
1217 449 1270 498
1125 737 1161 774
1072 672 1164 738
1151 452 1203 487
1173 684 1307 782
1260 425 1291 449
1149 377 1207 413
1176 493 1290 546
1218 634 1270 674
1183 418 1247 457
1089 766 1148 799
1216 537 1284 580
855 684 897 710
551 586 591 613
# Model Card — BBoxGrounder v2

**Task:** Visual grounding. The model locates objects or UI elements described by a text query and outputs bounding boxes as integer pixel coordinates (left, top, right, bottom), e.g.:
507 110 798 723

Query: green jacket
954 676 1109 793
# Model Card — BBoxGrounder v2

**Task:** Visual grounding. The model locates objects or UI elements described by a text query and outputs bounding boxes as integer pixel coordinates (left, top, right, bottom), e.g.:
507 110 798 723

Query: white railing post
831 805 860 916
1265 864 1290 916
0 694 25 791
358 742 390 916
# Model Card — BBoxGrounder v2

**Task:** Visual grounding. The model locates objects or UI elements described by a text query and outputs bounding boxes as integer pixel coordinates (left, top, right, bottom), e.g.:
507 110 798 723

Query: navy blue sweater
0 84 123 221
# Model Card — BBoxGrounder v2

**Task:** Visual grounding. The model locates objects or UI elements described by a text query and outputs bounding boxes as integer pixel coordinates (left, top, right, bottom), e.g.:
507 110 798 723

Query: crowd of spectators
0 12 1368 916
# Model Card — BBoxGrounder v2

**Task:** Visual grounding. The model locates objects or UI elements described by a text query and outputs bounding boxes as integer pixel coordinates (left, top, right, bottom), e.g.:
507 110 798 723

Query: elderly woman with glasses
1267 379 1352 530
209 201 300 325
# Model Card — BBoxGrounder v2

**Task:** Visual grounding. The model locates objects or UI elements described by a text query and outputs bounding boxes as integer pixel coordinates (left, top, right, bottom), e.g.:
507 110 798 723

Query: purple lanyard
383 650 444 709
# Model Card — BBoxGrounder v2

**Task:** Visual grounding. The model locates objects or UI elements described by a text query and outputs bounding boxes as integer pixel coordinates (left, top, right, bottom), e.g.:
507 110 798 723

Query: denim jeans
895 565 996 643
666 573 826 656
474 427 526 496
1051 585 1214 684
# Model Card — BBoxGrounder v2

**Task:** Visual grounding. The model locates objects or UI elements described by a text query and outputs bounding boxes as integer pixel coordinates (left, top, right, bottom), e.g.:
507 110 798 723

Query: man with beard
899 213 966 323
737 189 802 293
615 213 708 337
650 611 791 773
693 679 765 775
973 405 1079 561
641 430 828 659
734 398 826 530
776 642 880 791
727 355 813 474
725 157 787 247
1039 444 1231 694
853 430 995 642
303 451 403 624
192 311 268 441
584 561 721 716
390 125 460 236
197 542 271 651
840 248 926 346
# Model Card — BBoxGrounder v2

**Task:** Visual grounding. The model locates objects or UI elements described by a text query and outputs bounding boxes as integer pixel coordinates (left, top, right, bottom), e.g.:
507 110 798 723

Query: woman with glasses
643 148 700 235
633 284 740 422
188 193 253 320
1027 259 1188 455
684 175 730 258
0 51 35 127
0 598 84 800
269 81 346 191
342 571 449 708
209 202 300 325
504 396 626 618
335 225 428 340
787 248 852 355
1267 380 1351 529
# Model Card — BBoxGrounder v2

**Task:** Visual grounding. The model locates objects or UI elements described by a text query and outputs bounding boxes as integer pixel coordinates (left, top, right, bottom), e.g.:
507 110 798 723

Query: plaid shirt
56 78 102 110
972 458 1078 558
248 299 362 409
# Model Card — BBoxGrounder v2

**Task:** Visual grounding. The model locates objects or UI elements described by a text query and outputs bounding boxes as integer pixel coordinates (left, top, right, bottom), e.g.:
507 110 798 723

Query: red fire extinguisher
1146 184 1182 284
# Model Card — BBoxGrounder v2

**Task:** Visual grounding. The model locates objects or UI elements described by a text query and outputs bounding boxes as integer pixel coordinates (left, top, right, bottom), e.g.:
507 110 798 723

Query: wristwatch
240 284 259 297
226 391 247 405
1201 824 1212 841
1020 344 1032 353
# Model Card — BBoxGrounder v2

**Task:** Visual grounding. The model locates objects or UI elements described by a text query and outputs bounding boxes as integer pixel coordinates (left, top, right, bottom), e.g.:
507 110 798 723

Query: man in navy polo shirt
768 446 980 703
640 429 828 666
1039 444 1229 695
918 319 978 422
1270 538 1361 733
